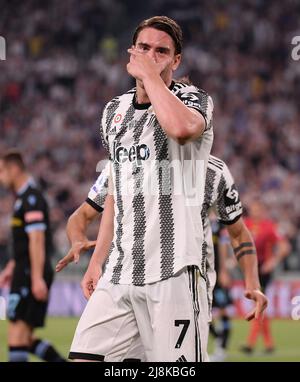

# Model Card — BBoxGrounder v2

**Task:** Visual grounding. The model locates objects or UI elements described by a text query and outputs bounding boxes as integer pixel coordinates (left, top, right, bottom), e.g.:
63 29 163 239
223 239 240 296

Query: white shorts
69 266 210 362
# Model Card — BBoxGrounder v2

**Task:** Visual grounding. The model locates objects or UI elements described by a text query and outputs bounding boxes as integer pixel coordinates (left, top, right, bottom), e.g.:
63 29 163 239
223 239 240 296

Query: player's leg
220 311 231 350
27 270 66 362
29 336 66 362
7 275 33 362
122 334 145 362
209 286 223 360
259 273 274 352
240 319 261 354
241 272 273 354
69 277 141 362
217 289 232 359
133 266 210 362
210 312 231 361
8 320 32 362
209 319 221 343
261 316 274 352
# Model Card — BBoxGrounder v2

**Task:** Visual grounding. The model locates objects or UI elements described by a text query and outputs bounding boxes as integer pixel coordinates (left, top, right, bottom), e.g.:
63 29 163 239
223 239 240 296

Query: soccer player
182 155 268 362
207 219 233 362
64 15 214 362
240 200 290 354
0 151 66 362
56 156 267 361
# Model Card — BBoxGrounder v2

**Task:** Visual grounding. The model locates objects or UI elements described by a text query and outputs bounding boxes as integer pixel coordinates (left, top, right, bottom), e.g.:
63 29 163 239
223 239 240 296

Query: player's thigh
70 278 140 362
135 266 210 362
8 320 33 346
122 333 145 362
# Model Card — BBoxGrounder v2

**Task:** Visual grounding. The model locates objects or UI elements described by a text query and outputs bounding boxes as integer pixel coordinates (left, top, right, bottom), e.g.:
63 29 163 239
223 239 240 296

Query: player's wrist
7 259 15 271
89 254 103 267
245 282 261 292
31 275 44 284
142 71 164 88
70 236 88 247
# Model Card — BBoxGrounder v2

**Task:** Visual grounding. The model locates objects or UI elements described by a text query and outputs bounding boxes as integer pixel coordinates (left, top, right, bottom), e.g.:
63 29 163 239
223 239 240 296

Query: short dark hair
1 149 26 170
133 16 183 55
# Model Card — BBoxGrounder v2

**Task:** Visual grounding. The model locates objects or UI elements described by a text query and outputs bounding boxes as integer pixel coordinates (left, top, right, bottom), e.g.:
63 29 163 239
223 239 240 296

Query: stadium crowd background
1 0 300 274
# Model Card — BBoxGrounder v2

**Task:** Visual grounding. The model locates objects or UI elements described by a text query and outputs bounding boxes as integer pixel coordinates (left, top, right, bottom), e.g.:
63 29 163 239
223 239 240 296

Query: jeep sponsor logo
113 142 150 166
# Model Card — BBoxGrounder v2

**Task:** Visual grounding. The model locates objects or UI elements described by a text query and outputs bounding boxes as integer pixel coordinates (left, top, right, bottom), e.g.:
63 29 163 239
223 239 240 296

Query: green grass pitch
0 318 299 362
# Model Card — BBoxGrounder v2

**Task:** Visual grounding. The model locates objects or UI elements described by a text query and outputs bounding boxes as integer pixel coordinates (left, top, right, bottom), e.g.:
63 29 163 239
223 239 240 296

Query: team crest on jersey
108 114 123 135
108 126 117 135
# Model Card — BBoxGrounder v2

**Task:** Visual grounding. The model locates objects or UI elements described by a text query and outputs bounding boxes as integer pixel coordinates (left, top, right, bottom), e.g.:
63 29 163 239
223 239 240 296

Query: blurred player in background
208 219 233 362
0 150 66 362
56 155 268 361
240 200 290 354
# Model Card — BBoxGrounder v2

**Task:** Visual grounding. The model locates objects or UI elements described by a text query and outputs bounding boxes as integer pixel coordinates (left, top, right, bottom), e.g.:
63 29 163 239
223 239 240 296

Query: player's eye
137 44 149 52
157 48 168 55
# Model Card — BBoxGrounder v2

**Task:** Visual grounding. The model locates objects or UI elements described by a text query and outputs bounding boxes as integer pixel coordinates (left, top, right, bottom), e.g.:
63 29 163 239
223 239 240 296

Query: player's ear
172 54 181 71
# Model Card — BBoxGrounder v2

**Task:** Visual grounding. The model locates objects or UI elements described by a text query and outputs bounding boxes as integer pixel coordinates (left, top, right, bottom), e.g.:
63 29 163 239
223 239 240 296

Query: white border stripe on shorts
188 266 202 362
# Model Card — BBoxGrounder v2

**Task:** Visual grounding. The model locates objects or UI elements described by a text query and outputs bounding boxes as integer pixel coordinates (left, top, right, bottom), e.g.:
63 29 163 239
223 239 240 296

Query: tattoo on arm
234 242 256 261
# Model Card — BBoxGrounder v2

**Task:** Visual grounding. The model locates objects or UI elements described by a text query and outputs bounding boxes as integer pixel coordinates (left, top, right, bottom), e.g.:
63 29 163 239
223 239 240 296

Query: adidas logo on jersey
176 355 187 362
108 126 117 135
113 141 150 166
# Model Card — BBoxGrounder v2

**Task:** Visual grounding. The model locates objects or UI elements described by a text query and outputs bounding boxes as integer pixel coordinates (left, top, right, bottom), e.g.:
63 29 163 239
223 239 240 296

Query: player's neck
135 76 173 105
135 80 150 104
13 173 30 194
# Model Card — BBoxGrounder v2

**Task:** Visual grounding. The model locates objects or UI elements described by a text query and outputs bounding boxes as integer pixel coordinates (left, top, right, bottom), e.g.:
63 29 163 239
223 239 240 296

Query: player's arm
28 229 48 301
213 161 267 320
0 259 15 288
81 191 114 299
56 164 110 272
55 202 99 272
127 48 208 144
217 230 231 288
23 194 49 301
226 217 268 320
142 76 205 144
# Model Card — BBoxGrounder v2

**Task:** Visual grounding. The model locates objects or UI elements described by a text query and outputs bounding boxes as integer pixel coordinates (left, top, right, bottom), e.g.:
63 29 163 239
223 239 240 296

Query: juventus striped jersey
87 155 243 306
96 81 214 285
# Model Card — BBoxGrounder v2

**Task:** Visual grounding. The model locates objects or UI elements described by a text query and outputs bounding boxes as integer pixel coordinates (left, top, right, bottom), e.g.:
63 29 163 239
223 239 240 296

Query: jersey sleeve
214 164 243 225
176 85 214 130
86 162 110 212
22 192 47 233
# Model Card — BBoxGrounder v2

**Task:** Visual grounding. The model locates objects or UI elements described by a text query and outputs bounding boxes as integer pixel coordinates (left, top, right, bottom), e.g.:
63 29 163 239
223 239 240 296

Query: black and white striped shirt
94 81 214 285
87 155 242 288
